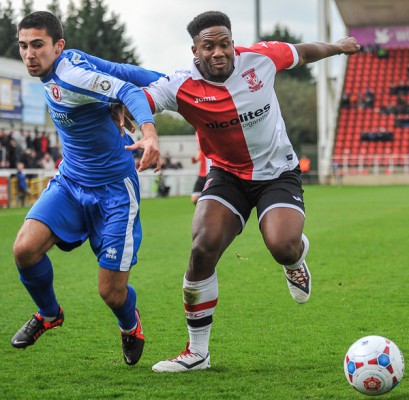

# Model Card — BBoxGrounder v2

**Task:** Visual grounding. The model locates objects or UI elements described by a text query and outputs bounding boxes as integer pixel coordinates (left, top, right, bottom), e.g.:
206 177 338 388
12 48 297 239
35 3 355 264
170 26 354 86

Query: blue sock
18 255 60 318
112 285 137 330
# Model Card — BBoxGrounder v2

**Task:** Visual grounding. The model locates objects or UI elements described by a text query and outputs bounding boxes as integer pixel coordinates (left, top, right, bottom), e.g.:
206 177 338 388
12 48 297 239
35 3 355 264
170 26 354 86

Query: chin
27 69 40 77
211 72 229 82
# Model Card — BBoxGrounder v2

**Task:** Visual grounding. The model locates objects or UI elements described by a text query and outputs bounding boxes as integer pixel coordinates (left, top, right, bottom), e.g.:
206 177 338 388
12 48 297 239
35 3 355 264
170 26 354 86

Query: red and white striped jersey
145 41 300 180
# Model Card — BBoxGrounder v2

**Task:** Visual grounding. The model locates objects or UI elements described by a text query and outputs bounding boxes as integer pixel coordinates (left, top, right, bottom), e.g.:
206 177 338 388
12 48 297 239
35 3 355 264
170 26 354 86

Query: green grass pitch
1 185 408 399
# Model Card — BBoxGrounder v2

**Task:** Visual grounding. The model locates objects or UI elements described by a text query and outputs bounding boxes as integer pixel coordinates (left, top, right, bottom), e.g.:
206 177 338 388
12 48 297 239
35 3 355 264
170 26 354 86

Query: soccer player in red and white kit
134 11 359 372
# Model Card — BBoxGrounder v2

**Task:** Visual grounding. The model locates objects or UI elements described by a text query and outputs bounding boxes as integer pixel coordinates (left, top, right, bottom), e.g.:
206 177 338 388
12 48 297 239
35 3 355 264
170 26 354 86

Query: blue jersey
41 49 164 186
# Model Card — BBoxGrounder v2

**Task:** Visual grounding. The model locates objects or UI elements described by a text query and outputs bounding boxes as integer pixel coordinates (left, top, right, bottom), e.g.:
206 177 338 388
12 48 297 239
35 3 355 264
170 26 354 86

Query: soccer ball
344 335 405 396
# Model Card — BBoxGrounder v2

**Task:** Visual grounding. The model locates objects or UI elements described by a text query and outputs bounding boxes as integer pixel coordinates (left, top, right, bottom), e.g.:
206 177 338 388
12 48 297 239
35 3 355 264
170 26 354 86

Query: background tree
260 24 314 82
63 0 83 50
275 77 317 150
20 0 33 20
260 24 317 150
153 112 195 136
63 0 140 64
47 0 62 22
0 0 20 59
0 0 140 64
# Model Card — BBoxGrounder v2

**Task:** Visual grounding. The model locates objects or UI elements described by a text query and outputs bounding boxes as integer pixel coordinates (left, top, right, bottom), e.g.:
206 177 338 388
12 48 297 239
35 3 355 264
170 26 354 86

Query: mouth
27 64 38 70
212 61 227 70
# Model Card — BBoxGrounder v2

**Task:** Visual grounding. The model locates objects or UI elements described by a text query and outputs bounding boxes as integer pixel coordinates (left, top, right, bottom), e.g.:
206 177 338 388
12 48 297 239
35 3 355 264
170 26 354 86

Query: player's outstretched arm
294 36 361 66
125 122 162 173
80 50 165 86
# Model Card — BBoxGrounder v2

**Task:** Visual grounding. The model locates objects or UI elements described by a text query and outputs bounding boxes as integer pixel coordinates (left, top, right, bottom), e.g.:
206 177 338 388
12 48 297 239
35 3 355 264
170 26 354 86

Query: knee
13 237 37 267
13 221 53 267
191 239 207 260
188 238 219 279
99 284 126 309
266 237 303 266
191 235 222 265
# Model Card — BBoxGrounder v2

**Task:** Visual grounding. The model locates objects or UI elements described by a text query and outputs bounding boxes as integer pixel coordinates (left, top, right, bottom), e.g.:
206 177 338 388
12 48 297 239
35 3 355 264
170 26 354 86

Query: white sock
188 325 212 356
183 272 218 356
43 315 57 322
119 322 137 335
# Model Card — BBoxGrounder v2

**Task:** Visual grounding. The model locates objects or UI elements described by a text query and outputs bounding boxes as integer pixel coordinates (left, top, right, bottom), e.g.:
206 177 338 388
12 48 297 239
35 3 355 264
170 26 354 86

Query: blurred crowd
341 86 409 115
1 125 190 173
0 126 62 171
340 87 375 110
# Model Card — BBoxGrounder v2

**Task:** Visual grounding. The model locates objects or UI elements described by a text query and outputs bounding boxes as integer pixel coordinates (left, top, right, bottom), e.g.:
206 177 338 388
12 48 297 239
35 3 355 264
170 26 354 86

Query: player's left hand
335 36 361 55
110 104 135 136
125 122 162 172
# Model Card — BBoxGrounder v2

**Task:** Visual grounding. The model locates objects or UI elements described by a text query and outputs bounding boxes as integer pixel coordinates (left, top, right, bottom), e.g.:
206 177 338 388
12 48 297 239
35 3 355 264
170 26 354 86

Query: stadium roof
335 0 409 28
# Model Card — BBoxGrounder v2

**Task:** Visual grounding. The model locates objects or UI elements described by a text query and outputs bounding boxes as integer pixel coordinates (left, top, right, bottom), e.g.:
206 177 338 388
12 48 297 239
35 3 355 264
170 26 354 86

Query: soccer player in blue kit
11 11 163 366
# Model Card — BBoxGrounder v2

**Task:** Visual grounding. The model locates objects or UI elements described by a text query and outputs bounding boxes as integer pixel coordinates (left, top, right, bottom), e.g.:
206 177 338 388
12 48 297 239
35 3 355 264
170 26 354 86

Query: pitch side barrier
330 154 409 185
0 168 198 208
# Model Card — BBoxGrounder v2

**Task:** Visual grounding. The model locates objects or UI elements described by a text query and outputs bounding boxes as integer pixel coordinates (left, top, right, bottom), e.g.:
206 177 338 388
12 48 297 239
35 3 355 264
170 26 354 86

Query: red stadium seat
334 48 409 168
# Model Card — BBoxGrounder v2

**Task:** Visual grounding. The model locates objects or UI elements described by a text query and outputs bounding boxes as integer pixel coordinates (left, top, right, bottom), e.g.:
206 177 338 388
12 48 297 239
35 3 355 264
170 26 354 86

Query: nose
212 45 224 57
25 46 35 59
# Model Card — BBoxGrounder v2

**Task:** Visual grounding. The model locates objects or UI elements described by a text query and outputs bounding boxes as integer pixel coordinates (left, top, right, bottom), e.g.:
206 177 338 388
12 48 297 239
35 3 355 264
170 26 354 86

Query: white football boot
152 342 211 373
283 261 311 304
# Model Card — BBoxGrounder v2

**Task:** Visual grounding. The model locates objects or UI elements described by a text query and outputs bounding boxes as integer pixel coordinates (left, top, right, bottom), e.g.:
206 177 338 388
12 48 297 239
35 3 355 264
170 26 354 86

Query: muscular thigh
255 168 305 222
193 199 242 250
260 206 305 245
255 168 306 246
188 198 242 280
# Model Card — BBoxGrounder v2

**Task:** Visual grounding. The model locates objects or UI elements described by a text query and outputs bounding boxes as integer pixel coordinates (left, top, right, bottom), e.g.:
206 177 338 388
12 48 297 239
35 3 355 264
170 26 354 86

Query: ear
55 38 65 54
191 45 198 58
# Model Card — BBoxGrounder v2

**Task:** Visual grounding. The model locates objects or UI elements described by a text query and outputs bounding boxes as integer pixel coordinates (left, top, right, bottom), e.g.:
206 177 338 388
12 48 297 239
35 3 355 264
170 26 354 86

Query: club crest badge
241 68 263 92
100 80 112 91
51 84 61 101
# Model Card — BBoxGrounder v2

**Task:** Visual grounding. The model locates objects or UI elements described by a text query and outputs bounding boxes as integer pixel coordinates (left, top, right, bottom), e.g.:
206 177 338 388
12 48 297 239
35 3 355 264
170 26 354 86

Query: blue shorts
27 172 142 271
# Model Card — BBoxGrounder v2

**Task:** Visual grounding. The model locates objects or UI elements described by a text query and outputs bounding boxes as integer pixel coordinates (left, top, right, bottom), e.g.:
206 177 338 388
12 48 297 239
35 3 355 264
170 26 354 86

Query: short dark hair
18 11 63 44
187 11 231 39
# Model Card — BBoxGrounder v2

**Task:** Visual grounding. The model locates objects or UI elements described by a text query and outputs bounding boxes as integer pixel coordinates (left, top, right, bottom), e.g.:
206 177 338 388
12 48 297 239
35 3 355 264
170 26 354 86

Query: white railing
138 169 197 198
331 154 409 175
0 168 198 202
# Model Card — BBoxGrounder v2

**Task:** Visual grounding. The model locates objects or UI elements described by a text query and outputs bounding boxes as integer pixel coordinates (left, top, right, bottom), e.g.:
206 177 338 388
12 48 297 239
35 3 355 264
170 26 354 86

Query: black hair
18 11 63 44
187 11 231 39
